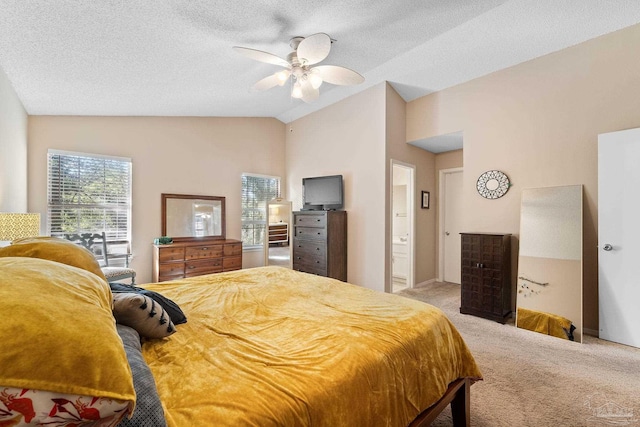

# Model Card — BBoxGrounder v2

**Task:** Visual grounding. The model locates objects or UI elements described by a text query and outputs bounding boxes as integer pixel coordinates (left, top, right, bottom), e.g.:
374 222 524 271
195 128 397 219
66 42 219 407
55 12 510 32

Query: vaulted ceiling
1 0 639 125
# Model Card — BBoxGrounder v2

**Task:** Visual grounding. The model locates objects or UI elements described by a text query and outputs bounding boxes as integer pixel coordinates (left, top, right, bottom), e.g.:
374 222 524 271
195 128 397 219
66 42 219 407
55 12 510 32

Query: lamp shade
0 213 41 241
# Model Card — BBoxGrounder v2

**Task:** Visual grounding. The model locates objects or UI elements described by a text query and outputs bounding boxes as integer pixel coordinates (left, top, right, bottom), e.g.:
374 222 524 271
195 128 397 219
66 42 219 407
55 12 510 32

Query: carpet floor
397 281 640 427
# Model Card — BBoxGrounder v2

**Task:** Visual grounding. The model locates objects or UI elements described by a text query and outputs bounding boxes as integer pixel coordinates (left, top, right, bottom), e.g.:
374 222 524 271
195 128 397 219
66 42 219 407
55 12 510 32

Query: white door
441 168 463 284
598 128 640 348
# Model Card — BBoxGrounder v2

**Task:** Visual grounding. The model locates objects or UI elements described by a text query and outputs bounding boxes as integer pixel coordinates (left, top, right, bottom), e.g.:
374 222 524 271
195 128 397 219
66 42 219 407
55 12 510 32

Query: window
47 150 132 241
241 174 280 249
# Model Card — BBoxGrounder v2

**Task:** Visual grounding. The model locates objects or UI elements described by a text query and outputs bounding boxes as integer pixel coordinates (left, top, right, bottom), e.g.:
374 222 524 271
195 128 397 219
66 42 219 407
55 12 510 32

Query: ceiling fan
233 33 365 103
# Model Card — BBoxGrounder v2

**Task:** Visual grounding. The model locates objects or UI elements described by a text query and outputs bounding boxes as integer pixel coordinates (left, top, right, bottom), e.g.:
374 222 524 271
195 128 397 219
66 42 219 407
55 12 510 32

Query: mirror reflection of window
193 203 221 237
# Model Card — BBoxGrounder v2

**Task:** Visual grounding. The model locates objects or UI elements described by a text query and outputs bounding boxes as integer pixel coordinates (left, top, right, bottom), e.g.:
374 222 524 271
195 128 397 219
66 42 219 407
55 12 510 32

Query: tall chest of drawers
152 239 242 282
459 233 511 323
292 210 347 281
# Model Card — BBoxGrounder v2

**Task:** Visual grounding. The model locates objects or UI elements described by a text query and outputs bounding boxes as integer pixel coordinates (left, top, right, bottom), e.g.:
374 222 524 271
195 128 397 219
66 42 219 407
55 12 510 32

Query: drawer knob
317 232 321 235
202 247 208 250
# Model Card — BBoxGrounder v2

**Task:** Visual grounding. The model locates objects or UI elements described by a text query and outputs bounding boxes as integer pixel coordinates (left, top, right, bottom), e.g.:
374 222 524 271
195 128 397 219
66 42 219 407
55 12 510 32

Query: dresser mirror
516 185 583 342
162 194 225 242
264 198 292 268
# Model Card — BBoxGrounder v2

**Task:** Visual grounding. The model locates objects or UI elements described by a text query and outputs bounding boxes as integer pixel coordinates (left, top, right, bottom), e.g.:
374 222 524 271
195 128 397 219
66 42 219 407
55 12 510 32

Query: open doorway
391 161 415 292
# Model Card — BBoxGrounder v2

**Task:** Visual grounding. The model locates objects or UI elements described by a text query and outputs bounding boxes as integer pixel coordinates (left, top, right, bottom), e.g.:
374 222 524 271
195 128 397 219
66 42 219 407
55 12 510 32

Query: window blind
47 150 132 241
241 174 280 248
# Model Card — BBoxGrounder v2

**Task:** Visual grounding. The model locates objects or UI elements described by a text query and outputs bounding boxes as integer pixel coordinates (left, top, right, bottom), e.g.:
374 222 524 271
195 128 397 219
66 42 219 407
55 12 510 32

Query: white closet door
598 127 640 348
443 169 463 284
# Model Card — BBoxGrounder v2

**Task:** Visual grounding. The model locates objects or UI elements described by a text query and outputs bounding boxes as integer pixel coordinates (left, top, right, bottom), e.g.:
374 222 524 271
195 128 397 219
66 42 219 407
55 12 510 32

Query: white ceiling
1 0 640 135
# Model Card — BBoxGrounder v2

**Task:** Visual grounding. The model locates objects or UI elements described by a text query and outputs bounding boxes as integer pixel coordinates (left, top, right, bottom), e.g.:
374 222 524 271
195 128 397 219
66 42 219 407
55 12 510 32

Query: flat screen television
302 175 344 211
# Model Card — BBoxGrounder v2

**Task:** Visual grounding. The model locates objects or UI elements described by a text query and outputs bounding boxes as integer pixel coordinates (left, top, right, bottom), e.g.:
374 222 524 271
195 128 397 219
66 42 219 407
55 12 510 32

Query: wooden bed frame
409 378 472 427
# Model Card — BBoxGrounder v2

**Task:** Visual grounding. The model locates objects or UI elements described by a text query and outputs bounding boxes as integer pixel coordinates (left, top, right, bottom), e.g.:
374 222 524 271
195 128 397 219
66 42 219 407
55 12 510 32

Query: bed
0 237 482 427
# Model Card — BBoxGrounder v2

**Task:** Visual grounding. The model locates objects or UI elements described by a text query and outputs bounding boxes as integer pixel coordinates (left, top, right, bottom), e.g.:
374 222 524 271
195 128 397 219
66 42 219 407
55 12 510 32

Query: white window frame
47 149 132 242
241 173 281 250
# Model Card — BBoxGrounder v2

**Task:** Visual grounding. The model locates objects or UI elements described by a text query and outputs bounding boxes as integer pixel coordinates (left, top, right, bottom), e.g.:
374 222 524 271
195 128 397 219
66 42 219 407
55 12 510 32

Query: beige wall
406 23 640 332
28 116 286 283
385 84 437 289
286 84 387 291
0 66 28 212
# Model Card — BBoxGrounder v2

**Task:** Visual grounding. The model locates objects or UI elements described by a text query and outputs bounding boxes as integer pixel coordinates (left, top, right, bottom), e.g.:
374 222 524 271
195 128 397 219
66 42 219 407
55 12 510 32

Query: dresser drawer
223 242 242 257
293 240 327 261
158 247 185 262
158 262 185 278
185 258 223 277
293 261 327 277
294 214 326 228
186 244 223 260
222 255 242 271
154 239 243 282
294 226 326 241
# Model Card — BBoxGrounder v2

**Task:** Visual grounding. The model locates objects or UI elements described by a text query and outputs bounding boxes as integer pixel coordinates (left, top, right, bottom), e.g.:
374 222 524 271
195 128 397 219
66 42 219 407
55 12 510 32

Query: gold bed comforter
141 266 481 427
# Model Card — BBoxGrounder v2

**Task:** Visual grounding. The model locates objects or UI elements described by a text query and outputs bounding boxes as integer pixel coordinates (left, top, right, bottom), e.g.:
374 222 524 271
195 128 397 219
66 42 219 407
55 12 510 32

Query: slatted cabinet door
460 233 511 323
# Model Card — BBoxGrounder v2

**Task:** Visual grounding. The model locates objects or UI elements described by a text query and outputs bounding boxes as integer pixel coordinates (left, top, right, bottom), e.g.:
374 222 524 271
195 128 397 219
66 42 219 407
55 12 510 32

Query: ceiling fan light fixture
309 72 323 89
275 70 290 86
234 32 364 102
291 82 303 99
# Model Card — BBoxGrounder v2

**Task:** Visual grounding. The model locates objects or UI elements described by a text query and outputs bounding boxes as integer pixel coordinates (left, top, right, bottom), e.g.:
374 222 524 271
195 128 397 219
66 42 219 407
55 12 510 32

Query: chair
63 232 136 284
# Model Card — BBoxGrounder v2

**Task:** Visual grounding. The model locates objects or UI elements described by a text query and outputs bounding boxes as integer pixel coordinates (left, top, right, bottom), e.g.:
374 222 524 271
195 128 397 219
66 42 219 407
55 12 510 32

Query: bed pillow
113 293 176 339
110 282 187 325
0 387 131 426
0 257 135 410
116 325 168 427
0 236 107 282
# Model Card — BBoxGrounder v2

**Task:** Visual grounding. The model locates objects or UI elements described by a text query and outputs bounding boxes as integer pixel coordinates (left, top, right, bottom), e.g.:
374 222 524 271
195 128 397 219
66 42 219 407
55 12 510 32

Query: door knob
603 244 613 251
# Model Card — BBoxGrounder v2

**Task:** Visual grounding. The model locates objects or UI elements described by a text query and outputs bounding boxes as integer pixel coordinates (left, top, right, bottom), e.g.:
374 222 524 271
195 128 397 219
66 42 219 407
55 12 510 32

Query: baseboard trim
414 278 437 288
583 327 599 338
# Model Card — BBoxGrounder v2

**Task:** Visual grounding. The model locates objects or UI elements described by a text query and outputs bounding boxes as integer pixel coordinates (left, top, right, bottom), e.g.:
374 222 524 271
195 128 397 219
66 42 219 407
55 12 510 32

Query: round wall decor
476 170 510 199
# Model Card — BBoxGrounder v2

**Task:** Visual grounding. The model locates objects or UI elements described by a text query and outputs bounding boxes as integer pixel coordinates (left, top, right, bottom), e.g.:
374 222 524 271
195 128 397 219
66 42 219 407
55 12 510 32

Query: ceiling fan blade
296 33 331 65
313 65 365 85
251 74 281 91
232 46 290 68
301 82 320 103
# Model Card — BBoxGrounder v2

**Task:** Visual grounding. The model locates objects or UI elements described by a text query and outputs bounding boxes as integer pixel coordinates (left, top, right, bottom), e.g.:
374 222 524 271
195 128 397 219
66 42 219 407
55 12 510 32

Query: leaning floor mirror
516 185 583 342
264 199 292 268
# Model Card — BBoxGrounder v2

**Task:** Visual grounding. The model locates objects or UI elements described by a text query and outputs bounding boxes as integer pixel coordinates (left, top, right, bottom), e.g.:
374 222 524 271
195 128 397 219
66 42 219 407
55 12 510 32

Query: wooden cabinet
292 210 347 281
268 223 289 245
153 239 242 282
459 233 511 323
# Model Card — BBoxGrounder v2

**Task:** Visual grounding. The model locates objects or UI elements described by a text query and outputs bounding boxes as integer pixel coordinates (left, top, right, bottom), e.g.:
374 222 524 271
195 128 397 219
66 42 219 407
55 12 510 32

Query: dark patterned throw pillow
116 325 167 427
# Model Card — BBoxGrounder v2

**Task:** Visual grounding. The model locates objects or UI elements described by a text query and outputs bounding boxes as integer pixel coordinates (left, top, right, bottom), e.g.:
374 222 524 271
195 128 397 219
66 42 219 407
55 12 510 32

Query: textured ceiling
1 0 640 128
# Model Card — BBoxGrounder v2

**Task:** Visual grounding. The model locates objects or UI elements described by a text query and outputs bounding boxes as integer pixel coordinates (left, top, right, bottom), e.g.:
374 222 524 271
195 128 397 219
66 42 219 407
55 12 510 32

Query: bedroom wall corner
285 83 387 291
406 22 640 332
27 116 286 284
0 65 28 212
385 83 437 289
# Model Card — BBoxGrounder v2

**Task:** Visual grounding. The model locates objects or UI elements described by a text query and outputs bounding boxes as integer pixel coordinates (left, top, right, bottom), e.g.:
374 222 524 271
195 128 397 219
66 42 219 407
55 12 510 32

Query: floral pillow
0 387 130 426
